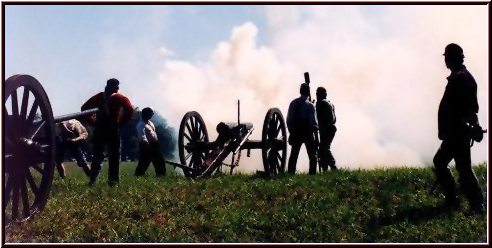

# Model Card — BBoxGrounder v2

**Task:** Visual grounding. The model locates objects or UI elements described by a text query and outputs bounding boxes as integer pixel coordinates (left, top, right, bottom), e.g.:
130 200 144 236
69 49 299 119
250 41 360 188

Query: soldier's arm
286 101 295 132
309 104 318 131
73 121 89 141
461 76 479 126
81 93 101 111
119 95 135 124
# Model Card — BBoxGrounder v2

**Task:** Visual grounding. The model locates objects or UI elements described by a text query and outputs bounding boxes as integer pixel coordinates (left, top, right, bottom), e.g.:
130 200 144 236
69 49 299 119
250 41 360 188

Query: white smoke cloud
149 5 487 172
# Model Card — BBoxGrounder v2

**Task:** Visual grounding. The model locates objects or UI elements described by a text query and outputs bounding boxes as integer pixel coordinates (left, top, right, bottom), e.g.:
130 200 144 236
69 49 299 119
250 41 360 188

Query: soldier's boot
434 167 459 211
88 163 102 186
56 163 66 179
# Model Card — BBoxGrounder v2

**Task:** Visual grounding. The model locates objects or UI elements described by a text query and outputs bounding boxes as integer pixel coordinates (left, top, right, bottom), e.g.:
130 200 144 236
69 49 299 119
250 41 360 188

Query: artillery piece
167 100 288 179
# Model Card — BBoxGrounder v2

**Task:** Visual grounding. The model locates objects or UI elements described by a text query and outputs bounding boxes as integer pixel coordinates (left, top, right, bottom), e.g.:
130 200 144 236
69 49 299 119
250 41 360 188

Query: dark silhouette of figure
433 43 484 214
135 107 166 177
81 78 134 186
316 87 337 172
55 119 91 178
287 83 318 175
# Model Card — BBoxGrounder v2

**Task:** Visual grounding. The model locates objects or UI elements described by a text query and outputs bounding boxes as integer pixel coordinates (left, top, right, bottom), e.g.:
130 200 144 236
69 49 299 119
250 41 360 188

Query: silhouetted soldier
55 119 91 178
316 87 337 172
135 107 166 177
433 43 484 214
287 83 318 175
81 78 134 186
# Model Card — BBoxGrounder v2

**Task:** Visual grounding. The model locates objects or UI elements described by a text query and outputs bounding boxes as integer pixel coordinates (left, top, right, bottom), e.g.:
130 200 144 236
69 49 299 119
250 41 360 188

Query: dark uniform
316 87 337 172
433 43 483 213
287 83 318 175
82 78 134 186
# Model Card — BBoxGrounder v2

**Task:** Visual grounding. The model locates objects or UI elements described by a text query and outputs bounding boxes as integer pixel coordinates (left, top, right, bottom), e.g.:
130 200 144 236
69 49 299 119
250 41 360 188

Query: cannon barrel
53 108 98 123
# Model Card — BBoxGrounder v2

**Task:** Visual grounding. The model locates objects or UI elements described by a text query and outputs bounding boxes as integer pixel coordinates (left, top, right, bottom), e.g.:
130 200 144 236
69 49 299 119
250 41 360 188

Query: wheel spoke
275 122 282 137
185 122 193 138
29 121 45 139
26 100 39 126
193 118 199 136
12 176 20 221
197 125 203 139
189 118 195 136
184 152 192 162
4 176 13 209
11 89 19 120
20 87 30 119
5 106 18 141
21 176 31 218
25 169 39 196
183 132 192 142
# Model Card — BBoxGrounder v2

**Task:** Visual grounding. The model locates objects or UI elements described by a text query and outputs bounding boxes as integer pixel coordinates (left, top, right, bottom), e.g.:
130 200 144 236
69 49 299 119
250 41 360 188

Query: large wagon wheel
4 75 55 225
178 111 209 178
262 108 287 176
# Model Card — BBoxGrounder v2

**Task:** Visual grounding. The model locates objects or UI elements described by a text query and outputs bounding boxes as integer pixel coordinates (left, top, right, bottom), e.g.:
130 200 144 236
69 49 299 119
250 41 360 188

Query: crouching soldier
55 119 91 178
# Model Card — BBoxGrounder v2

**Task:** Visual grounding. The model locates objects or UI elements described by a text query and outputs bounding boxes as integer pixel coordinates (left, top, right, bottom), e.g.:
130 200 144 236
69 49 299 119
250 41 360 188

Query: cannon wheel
262 108 287 176
178 111 209 178
4 75 55 225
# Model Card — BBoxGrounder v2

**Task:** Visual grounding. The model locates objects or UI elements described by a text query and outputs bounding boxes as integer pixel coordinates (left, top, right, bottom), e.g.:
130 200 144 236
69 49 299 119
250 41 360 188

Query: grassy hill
4 162 487 243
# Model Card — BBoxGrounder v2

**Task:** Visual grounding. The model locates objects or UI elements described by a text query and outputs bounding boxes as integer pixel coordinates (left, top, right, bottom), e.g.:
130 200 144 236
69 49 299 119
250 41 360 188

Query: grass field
4 162 488 243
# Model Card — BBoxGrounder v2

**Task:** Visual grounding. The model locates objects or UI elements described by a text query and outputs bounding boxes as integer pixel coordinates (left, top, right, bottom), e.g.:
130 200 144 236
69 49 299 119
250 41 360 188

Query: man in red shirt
82 78 134 186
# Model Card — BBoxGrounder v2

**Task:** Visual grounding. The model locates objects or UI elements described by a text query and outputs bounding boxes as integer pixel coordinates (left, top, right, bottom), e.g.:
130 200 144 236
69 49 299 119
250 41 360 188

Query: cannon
3 75 98 225
167 100 287 179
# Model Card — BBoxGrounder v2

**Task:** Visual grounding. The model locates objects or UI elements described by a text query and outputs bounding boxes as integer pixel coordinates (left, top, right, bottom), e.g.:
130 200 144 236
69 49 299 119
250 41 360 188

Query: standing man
81 78 134 186
55 119 91 178
287 83 318 175
135 107 166 177
433 43 484 214
316 87 338 172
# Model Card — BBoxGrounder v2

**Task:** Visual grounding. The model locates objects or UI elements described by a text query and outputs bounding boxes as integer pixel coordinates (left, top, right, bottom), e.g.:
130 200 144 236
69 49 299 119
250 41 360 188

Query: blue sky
4 4 488 170
5 5 267 115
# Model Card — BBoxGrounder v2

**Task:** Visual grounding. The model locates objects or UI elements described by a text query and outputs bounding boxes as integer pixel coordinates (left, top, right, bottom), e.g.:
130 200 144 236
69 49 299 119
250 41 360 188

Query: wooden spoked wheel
261 108 287 176
3 75 55 225
178 111 209 178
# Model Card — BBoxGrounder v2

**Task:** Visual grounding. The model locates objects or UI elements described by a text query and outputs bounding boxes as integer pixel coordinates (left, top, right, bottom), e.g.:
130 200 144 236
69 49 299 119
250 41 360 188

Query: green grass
5 162 487 243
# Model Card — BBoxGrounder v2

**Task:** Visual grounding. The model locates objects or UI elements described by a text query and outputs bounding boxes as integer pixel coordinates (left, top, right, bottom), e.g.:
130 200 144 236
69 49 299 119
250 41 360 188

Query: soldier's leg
306 140 318 175
325 131 337 170
318 138 329 172
150 144 166 177
288 142 302 174
107 132 121 185
68 143 91 177
89 138 105 185
135 142 152 176
454 139 483 213
55 141 67 178
433 140 458 207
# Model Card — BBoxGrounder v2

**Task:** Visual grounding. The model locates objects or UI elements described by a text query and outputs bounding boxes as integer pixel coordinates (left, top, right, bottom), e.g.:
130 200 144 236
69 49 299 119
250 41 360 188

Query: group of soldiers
55 43 484 215
55 79 166 187
286 84 338 175
284 43 485 215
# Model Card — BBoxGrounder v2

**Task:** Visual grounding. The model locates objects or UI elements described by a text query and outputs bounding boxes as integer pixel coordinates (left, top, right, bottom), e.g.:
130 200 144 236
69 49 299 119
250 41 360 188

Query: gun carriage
168 102 287 179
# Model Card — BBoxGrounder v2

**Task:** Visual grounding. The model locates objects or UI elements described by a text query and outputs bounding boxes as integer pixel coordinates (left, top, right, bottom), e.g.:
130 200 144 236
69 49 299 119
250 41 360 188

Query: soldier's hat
443 43 464 57
142 107 154 119
106 78 120 88
316 87 327 94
